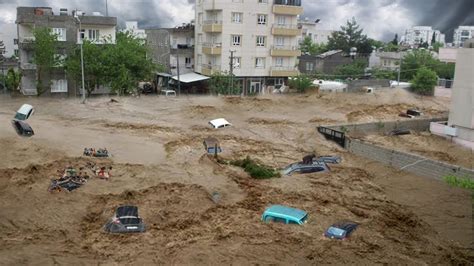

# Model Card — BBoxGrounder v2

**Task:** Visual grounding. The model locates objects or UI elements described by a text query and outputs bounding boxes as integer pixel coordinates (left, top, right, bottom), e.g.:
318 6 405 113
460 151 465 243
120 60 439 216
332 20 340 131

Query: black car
324 221 358 240
11 120 34 137
104 205 146 233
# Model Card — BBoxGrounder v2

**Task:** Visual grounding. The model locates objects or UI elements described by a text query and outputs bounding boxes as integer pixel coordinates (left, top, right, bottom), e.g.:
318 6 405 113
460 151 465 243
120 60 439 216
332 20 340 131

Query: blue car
324 221 358 240
261 205 308 225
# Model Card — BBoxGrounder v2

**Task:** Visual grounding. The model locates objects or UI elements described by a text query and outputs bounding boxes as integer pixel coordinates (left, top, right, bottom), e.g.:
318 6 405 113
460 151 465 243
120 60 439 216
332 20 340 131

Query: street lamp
74 10 86 104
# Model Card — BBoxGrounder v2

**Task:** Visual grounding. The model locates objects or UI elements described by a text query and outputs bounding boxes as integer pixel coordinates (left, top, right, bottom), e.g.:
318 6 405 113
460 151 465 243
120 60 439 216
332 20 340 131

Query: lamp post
74 10 86 104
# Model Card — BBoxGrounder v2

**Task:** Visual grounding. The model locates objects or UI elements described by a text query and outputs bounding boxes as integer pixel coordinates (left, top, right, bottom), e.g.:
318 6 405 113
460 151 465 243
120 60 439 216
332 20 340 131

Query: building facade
124 21 147 40
146 23 194 76
297 17 333 45
401 26 445 47
298 50 357 75
194 0 302 94
453 26 474 47
368 51 407 71
16 6 116 96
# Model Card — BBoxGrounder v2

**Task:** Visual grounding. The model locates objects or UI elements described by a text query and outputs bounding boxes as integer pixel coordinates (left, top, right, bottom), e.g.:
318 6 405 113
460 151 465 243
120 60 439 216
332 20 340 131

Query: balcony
270 66 299 77
201 64 221 76
271 45 301 57
202 20 223 33
202 43 222 55
272 24 301 36
273 1 303 15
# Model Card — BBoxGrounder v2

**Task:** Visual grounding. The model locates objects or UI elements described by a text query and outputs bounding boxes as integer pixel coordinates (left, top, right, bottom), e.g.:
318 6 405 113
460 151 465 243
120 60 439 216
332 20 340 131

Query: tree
431 32 436 45
5 68 21 91
419 41 429 49
411 67 437 95
288 75 313 93
32 27 59 95
208 71 240 95
401 49 454 81
300 36 328 55
384 42 399 52
431 42 444 53
373 69 397 80
392 34 399 45
333 59 368 79
327 17 373 55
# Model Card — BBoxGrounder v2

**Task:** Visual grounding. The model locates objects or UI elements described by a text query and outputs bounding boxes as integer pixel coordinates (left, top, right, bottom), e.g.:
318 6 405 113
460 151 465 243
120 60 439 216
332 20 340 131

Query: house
123 21 146 40
194 0 302 95
368 51 407 71
298 50 353 74
297 17 333 45
146 23 194 76
16 6 117 96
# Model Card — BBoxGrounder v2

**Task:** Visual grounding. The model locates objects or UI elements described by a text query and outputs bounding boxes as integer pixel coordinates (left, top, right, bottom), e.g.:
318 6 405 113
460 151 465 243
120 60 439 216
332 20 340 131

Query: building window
198 34 203 44
52 28 66 41
306 62 314 71
185 57 192 68
276 16 286 25
275 57 283 67
232 57 241 68
198 13 203 25
257 14 267 25
232 12 243 23
231 35 242 46
255 57 265 68
51 79 68 93
79 29 85 41
53 54 67 67
258 0 268 2
88 29 100 42
256 36 266 47
275 36 284 46
197 54 202 65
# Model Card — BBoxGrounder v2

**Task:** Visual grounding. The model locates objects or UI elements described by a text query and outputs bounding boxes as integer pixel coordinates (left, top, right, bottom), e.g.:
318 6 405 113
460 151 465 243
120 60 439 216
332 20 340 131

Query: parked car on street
324 221 358 240
104 205 146 233
14 104 34 121
11 120 34 137
281 161 329 176
209 118 232 129
262 205 308 225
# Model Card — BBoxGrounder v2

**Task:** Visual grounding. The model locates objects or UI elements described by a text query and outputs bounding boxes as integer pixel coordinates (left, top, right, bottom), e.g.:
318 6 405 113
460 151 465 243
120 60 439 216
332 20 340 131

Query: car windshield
300 214 308 224
14 112 27 121
327 226 345 236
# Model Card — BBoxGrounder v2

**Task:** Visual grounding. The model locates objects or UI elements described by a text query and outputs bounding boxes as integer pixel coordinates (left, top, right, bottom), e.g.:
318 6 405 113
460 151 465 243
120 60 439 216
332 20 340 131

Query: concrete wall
346 79 390 92
326 117 448 138
346 138 474 180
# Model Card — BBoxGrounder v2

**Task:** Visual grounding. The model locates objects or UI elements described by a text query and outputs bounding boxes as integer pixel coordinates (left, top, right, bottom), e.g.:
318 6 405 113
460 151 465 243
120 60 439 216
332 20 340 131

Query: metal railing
271 66 297 71
202 42 222 48
202 64 221 70
271 45 298 50
203 20 222 25
272 23 298 29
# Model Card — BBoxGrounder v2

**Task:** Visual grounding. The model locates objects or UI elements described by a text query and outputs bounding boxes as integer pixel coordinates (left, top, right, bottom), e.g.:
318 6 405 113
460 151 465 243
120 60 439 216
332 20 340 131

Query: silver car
281 161 330 176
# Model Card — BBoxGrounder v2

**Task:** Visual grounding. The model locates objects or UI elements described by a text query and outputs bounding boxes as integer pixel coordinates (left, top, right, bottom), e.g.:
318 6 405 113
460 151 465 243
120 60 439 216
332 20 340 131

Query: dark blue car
324 221 358 240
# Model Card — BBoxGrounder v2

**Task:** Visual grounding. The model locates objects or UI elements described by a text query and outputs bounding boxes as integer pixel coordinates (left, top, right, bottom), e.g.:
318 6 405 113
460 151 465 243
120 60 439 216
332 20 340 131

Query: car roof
264 205 307 221
117 205 139 217
332 221 358 230
209 118 231 128
17 104 34 115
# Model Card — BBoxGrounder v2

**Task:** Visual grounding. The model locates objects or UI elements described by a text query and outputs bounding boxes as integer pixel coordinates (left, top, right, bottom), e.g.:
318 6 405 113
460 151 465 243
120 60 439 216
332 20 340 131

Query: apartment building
194 0 302 94
401 26 445 47
16 6 116 96
146 23 195 76
124 21 147 40
453 26 474 47
297 17 333 45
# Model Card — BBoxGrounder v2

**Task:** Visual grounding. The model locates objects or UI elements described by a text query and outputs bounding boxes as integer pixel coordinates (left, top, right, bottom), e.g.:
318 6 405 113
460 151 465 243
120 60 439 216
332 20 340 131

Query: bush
442 175 474 191
231 156 280 179
288 75 314 93
410 67 437 95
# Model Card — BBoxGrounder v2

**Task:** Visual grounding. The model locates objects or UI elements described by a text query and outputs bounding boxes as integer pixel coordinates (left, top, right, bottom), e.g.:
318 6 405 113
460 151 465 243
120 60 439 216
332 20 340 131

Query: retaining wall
347 79 390 92
326 117 448 137
346 138 474 180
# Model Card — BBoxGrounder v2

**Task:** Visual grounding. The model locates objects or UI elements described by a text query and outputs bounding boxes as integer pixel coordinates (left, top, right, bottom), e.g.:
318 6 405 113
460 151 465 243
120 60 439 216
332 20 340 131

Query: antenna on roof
105 0 108 16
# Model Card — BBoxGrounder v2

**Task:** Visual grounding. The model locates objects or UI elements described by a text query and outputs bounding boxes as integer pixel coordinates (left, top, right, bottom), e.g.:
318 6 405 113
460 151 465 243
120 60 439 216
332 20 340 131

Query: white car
15 104 35 121
209 118 232 129
313 80 347 92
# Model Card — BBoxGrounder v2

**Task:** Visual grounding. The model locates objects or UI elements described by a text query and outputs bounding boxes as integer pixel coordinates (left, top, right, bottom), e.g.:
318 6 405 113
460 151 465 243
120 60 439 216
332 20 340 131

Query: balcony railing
273 23 298 29
272 45 298 50
202 42 222 48
202 64 221 70
20 36 35 43
203 20 222 25
274 0 301 6
271 66 297 71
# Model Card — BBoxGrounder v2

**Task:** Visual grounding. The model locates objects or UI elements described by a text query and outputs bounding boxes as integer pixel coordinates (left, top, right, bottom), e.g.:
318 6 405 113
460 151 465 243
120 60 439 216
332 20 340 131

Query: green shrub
442 175 474 191
410 67 438 95
231 156 280 179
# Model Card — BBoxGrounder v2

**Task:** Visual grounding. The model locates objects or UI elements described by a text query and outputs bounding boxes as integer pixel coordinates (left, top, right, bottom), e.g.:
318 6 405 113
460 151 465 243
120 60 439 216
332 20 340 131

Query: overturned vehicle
104 205 146 233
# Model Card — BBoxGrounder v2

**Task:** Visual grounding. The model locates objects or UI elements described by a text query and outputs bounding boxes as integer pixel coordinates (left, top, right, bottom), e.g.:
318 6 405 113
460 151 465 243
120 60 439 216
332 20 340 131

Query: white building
453 26 474 47
124 21 146 40
297 17 333 45
194 0 302 94
401 26 445 47
368 51 407 71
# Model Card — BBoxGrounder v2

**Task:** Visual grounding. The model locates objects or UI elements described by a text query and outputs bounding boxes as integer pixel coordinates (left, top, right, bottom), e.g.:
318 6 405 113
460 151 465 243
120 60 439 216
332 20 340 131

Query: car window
273 217 286 224
288 220 299 224
217 125 224 128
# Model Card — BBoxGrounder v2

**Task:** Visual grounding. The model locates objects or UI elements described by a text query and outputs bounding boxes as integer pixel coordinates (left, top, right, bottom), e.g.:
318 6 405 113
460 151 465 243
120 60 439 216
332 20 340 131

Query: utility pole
105 0 108 16
0 40 5 94
229 50 235 95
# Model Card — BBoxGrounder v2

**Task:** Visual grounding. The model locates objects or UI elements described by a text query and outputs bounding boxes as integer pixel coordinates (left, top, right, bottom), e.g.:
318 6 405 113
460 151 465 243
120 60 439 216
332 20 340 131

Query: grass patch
230 156 280 179
442 175 474 191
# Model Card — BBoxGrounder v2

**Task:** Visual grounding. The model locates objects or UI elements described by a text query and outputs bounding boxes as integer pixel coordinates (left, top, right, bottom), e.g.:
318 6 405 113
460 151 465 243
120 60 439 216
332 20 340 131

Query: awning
171 72 210 83
157 72 172 77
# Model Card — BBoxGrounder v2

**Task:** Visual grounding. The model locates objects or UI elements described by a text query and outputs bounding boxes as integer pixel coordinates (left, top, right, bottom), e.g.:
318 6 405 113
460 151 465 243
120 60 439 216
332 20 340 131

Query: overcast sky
1 0 473 56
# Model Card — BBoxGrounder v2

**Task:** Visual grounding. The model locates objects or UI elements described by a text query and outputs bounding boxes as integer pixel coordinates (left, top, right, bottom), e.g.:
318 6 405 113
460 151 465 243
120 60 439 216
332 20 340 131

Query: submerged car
281 161 329 176
203 137 222 154
314 156 342 164
11 120 34 137
14 104 35 121
262 205 308 225
324 221 358 240
209 118 232 129
104 205 146 233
